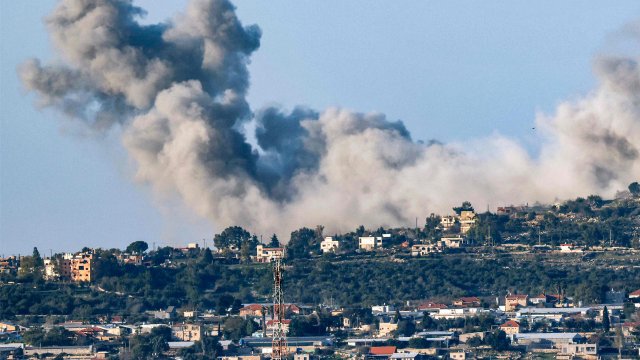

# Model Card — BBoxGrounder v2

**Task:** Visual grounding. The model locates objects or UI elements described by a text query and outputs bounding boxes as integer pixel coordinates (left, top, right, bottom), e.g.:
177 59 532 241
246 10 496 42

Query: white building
372 304 395 313
440 216 456 229
359 236 383 251
432 307 481 319
44 259 59 280
320 237 340 253
441 236 465 248
559 343 598 358
411 244 441 256
255 245 285 263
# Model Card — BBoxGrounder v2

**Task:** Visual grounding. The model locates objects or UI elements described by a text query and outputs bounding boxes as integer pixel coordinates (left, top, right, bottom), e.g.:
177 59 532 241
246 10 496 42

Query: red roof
629 289 640 297
266 319 291 326
500 320 520 328
418 302 447 310
506 294 528 300
369 346 396 355
242 304 264 311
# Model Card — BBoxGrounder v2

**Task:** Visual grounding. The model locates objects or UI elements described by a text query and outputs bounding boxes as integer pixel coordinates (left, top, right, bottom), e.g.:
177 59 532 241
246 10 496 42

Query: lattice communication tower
271 256 287 360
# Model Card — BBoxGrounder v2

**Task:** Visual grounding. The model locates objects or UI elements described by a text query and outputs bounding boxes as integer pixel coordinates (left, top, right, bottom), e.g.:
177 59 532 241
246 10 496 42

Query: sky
1 1 638 256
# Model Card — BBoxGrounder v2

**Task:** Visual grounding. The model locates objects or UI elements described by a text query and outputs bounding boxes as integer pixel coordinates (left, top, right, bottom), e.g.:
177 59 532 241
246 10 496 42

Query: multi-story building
60 251 94 282
43 258 59 280
440 216 456 230
358 236 383 251
0 256 20 275
255 245 284 263
320 237 340 253
172 323 202 342
459 210 476 234
505 294 528 311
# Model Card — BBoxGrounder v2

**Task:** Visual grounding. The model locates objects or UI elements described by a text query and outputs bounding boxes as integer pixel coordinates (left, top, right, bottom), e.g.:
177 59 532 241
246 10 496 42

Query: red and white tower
271 257 287 360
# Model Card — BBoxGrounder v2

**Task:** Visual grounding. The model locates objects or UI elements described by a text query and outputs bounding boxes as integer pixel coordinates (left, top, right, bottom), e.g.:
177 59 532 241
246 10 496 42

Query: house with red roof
417 302 448 313
500 320 521 335
369 346 397 359
453 297 481 307
629 289 640 299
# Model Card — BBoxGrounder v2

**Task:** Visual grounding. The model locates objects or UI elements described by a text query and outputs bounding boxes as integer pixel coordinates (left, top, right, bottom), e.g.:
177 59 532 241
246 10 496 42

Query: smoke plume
21 0 640 238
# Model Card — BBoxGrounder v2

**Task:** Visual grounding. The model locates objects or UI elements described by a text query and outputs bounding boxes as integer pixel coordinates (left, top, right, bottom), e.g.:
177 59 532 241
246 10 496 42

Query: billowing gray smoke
21 0 640 238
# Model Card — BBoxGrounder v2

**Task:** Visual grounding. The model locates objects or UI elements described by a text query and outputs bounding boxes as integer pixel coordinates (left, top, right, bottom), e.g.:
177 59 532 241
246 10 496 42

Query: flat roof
515 333 580 339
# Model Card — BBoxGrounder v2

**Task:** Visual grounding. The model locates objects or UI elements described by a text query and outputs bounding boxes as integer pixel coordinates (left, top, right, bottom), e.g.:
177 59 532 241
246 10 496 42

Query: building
255 245 284 263
449 350 467 360
440 236 465 248
378 322 398 337
0 322 18 333
147 306 176 320
240 304 265 317
499 320 520 335
183 310 199 318
359 236 384 251
459 211 476 234
23 345 94 358
43 258 59 280
172 323 202 341
266 319 291 334
0 256 20 275
514 332 584 348
320 237 340 253
516 307 592 321
368 346 397 359
453 297 481 307
440 216 456 230
505 294 528 311
372 305 395 314
60 251 94 282
559 244 581 252
432 307 481 319
417 302 447 313
411 244 441 256
558 343 598 359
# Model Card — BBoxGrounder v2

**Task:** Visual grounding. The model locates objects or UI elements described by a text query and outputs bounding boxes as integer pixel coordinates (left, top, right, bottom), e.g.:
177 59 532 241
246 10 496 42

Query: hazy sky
1 1 638 255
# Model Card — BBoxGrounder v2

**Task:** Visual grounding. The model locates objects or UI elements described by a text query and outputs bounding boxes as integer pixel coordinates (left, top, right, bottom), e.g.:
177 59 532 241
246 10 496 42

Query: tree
286 228 318 259
629 182 640 196
179 337 223 360
214 226 252 250
32 247 44 268
396 319 416 336
602 306 610 333
126 241 149 254
453 201 474 215
408 337 429 348
485 329 509 351
269 234 280 248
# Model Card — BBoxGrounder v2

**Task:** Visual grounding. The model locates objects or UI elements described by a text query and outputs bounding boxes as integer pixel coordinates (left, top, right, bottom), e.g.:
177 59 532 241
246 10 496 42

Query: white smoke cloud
20 0 640 239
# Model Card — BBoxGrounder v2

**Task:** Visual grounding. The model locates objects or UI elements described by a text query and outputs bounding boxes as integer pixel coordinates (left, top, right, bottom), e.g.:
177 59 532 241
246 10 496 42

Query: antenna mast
272 257 287 360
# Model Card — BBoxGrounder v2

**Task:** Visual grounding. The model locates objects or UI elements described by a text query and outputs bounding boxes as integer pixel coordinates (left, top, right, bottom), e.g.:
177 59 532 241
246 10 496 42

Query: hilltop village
1 187 640 359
